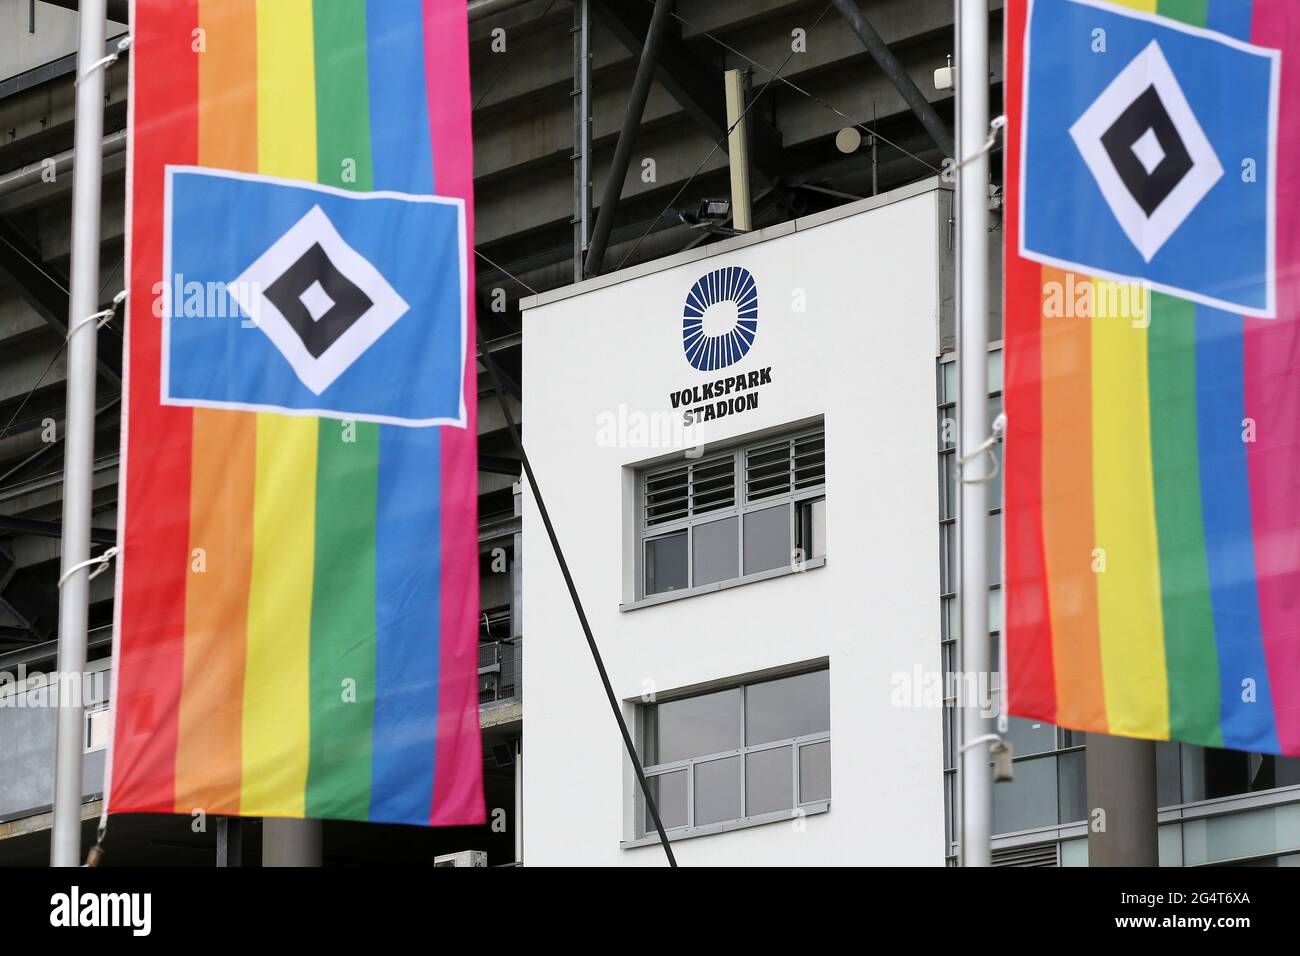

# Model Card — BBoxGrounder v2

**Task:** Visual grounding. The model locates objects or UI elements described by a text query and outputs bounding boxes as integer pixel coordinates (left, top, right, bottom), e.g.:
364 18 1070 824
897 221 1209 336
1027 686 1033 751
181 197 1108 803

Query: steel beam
583 0 675 278
0 217 122 384
38 0 129 23
479 454 522 477
0 515 116 545
830 0 954 158
592 0 791 187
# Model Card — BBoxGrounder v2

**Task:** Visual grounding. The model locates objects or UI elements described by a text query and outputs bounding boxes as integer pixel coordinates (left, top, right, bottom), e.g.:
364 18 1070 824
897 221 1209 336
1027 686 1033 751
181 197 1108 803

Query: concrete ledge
0 798 101 840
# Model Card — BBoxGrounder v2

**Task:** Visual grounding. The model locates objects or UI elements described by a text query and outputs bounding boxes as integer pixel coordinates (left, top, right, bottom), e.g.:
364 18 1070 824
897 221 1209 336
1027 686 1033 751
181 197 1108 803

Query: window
638 424 825 600
639 668 830 837
85 704 110 753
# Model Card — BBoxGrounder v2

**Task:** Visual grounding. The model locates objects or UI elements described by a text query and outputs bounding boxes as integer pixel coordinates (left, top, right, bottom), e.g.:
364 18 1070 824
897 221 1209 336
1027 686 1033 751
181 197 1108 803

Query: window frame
636 671 831 840
84 703 110 754
632 424 826 606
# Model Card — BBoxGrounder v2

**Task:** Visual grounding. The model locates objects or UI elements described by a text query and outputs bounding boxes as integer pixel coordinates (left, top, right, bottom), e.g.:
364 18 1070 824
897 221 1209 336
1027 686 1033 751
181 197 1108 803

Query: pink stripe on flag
1244 0 1300 755
424 0 486 825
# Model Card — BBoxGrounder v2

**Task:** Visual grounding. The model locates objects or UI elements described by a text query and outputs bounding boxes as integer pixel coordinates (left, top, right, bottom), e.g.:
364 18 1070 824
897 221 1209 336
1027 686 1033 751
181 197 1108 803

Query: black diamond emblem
262 243 374 359
1099 85 1194 218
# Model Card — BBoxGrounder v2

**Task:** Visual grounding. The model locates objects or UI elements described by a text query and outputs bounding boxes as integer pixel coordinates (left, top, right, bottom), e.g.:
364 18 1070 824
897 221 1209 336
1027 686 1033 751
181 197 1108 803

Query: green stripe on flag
306 3 380 820
1147 292 1222 747
308 419 380 819
1157 0 1208 28
312 0 375 192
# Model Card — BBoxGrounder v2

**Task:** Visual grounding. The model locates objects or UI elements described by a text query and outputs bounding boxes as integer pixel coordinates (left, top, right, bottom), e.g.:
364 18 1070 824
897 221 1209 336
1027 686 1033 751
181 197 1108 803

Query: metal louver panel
793 431 826 489
744 428 825 502
643 455 736 527
991 843 1060 867
691 456 736 515
644 465 689 526
745 439 791 501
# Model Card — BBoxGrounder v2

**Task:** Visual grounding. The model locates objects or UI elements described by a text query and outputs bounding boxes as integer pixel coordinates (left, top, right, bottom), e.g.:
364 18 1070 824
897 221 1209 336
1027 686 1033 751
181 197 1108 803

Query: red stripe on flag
1002 0 1058 724
108 0 200 813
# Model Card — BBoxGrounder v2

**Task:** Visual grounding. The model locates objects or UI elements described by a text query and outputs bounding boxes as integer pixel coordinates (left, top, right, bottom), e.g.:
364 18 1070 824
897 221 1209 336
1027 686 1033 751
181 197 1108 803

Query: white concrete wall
520 184 946 866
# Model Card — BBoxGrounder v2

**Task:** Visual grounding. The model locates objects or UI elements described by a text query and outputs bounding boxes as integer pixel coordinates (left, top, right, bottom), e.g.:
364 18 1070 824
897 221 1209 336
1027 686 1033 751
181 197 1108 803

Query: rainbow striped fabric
1005 0 1300 755
107 0 484 825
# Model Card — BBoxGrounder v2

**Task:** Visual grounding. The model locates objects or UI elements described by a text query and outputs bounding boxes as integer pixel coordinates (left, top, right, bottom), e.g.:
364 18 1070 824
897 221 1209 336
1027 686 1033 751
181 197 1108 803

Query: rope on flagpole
947 115 1006 176
83 805 109 867
75 35 132 85
65 289 126 342
954 411 1006 484
57 546 117 589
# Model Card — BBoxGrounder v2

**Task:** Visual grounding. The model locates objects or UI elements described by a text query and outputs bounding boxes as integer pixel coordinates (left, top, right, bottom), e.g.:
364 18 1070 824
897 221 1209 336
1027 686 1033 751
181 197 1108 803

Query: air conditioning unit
434 850 487 868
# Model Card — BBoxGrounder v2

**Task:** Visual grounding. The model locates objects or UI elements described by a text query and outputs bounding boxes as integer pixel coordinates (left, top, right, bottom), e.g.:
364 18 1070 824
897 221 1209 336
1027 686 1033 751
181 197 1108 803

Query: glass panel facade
746 746 793 816
638 668 831 837
745 670 830 746
799 740 831 803
645 532 687 595
1004 716 1054 758
799 496 826 560
743 505 790 576
992 754 1058 834
694 755 742 826
646 770 687 832
692 516 738 587
645 688 741 765
1181 803 1300 866
1057 750 1086 825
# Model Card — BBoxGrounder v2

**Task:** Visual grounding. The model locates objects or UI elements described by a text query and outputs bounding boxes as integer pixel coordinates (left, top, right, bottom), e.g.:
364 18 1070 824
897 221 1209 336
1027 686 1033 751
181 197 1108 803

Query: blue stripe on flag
371 425 443 824
1194 306 1279 752
366 0 435 193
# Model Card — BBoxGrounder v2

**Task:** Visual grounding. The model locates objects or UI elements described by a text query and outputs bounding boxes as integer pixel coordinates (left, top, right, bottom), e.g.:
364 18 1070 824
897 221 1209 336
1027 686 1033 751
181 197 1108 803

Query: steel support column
1086 734 1159 866
583 0 675 278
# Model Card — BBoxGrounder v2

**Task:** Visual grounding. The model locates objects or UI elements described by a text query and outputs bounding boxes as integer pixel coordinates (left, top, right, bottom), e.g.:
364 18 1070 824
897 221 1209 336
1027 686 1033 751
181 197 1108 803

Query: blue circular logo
682 266 758 371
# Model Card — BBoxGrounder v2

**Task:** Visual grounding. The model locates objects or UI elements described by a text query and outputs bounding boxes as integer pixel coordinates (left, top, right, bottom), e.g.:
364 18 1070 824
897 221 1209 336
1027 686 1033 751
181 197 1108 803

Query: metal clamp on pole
65 289 126 342
954 411 1006 484
947 115 1006 176
75 34 132 84
56 546 118 589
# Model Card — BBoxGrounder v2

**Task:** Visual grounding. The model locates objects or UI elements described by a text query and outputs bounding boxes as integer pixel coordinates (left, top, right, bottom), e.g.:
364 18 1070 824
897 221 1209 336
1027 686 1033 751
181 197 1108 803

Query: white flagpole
957 0 993 867
51 0 109 868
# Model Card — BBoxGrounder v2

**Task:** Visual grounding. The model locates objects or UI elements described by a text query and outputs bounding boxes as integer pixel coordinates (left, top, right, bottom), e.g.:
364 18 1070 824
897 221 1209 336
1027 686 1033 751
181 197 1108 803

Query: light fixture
678 198 741 235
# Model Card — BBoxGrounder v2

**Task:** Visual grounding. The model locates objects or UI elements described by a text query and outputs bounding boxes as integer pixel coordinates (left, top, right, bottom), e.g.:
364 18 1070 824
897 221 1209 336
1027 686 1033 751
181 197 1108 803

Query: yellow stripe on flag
243 415 318 816
242 0 319 817
1091 281 1170 739
256 0 317 181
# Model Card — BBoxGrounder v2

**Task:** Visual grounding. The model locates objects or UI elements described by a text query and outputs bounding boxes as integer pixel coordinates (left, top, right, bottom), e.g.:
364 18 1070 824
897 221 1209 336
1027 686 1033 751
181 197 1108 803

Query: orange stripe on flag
175 0 260 815
1038 265 1108 732
197 0 259 172
177 411 255 814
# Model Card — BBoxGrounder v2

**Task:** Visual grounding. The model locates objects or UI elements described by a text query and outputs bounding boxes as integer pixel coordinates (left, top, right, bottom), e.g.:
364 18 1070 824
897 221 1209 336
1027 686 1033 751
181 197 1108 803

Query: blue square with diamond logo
1020 0 1279 316
162 166 467 426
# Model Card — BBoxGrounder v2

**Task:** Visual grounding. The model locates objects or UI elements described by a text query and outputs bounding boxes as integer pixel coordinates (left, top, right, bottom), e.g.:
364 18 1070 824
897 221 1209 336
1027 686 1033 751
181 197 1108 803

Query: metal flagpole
50 0 109 867
956 0 993 868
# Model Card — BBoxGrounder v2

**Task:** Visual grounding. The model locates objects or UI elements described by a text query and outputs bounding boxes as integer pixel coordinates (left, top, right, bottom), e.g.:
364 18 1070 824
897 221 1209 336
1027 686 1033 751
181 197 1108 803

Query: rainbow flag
1005 0 1300 755
106 0 484 826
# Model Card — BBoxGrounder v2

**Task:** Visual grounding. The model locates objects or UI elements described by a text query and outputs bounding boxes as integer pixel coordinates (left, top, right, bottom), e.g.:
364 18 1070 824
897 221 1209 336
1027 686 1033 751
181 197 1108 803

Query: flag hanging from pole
106 0 484 825
1004 0 1300 755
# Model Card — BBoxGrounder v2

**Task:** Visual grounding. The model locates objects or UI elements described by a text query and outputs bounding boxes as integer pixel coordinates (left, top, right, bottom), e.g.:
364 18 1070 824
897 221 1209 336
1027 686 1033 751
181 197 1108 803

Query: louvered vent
643 455 736 527
991 843 1059 867
744 428 825 502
